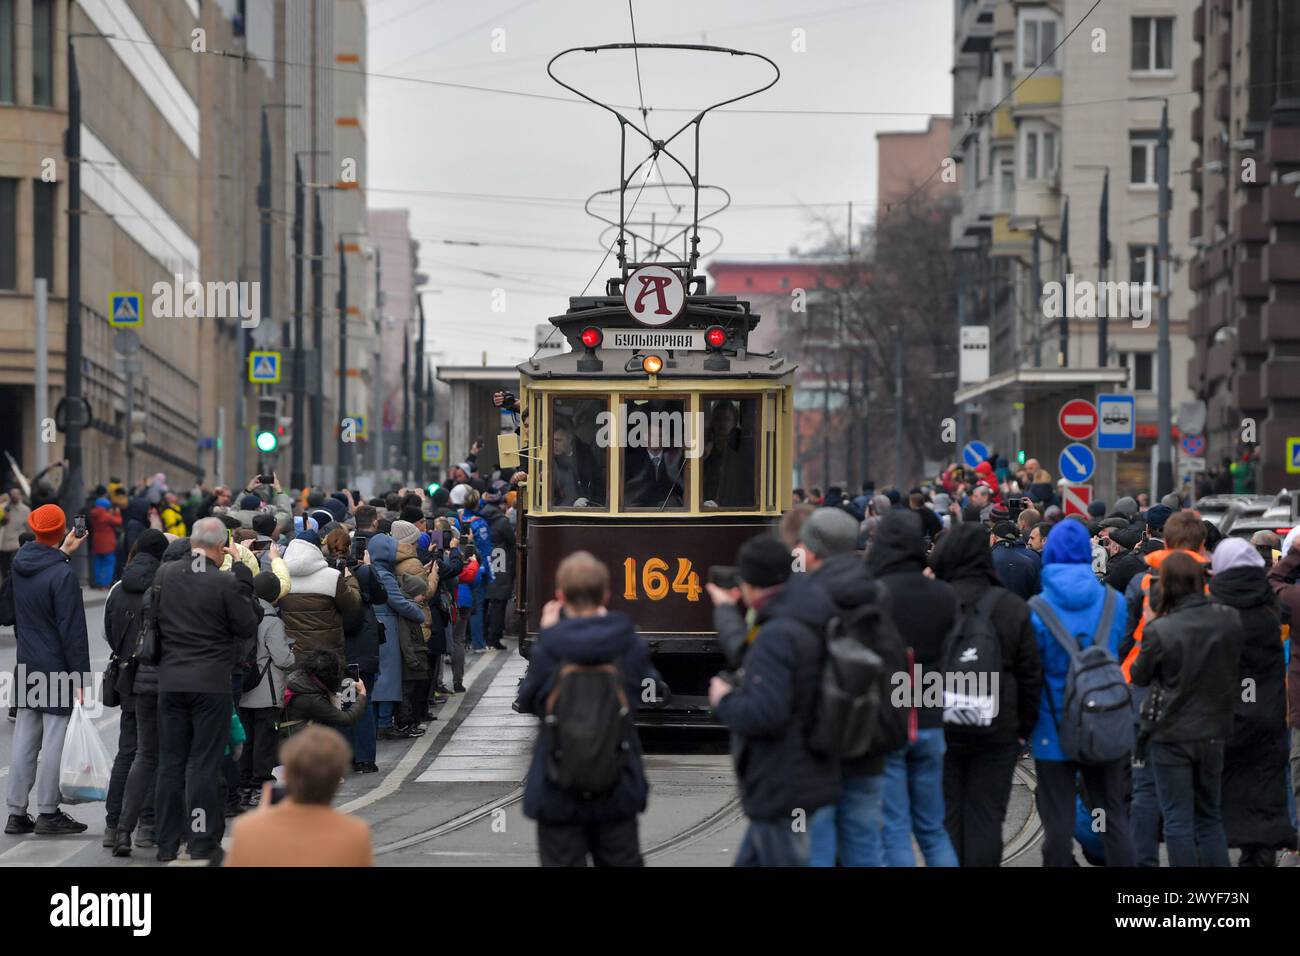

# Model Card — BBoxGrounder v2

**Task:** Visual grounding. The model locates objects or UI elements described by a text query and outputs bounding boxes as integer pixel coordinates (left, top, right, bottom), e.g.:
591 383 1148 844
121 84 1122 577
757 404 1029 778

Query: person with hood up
1028 519 1135 866
88 495 122 588
343 557 386 773
515 551 662 866
930 523 1043 867
276 536 362 662
1 504 90 837
1210 538 1294 865
1131 552 1242 867
103 528 169 855
367 533 429 738
972 460 1004 506
237 571 296 808
868 509 960 867
397 573 433 728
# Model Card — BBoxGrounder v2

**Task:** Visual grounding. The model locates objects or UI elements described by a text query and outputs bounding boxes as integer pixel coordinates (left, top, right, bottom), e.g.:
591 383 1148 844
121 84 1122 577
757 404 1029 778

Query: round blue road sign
1058 442 1096 483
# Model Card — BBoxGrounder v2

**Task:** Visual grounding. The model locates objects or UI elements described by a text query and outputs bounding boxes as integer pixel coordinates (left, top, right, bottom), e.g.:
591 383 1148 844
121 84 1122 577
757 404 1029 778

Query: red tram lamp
703 324 730 372
577 326 603 372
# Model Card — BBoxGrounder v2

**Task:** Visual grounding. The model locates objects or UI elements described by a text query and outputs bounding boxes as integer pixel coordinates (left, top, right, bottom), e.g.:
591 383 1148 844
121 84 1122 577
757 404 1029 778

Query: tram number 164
622 557 702 602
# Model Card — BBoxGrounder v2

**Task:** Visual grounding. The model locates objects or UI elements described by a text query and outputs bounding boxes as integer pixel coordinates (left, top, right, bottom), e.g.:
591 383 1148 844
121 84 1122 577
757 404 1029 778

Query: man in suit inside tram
624 405 688 508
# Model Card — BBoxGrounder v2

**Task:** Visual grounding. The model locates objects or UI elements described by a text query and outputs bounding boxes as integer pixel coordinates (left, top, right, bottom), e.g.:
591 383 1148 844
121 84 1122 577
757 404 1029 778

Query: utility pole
1058 198 1069 367
373 247 383 479
1098 168 1111 367
34 279 49 473
414 295 426 485
402 320 411 484
63 38 84 533
291 157 306 489
1031 222 1043 368
311 192 324 480
337 239 350 481
1155 101 1173 499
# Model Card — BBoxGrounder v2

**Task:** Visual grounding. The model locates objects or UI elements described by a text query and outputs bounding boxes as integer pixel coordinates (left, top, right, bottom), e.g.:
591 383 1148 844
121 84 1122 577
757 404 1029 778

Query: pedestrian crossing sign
109 292 143 328
422 439 443 463
248 350 281 383
1287 437 1300 474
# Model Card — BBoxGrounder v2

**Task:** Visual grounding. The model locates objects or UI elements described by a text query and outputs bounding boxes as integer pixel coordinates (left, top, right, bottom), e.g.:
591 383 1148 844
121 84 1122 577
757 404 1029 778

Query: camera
708 565 739 589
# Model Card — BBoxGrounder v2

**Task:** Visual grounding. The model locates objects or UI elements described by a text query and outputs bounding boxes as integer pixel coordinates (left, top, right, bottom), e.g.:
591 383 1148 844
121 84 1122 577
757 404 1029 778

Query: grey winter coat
239 599 296 710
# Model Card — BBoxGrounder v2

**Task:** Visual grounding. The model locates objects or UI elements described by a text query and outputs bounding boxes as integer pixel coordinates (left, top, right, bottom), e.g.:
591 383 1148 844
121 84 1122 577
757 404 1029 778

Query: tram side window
622 397 691 510
701 396 758 510
549 396 607 509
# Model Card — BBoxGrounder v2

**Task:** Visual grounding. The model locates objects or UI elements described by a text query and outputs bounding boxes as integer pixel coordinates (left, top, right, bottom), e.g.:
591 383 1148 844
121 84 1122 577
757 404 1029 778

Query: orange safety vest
1120 548 1211 681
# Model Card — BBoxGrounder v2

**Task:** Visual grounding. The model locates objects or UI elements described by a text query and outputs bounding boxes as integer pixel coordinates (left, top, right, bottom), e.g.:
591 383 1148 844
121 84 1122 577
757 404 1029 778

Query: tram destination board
605 329 707 350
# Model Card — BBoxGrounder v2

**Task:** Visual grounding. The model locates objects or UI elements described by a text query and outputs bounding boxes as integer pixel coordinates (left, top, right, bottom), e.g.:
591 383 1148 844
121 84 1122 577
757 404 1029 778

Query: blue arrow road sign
962 440 990 469
1059 442 1096 483
1096 393 1136 451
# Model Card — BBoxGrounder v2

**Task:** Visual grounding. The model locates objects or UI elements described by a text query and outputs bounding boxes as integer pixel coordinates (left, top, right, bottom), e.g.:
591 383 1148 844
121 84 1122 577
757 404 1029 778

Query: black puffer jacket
714 574 840 821
930 523 1043 746
1130 593 1242 743
1209 566 1294 850
344 564 386 675
104 553 163 698
867 509 958 730
479 502 515 600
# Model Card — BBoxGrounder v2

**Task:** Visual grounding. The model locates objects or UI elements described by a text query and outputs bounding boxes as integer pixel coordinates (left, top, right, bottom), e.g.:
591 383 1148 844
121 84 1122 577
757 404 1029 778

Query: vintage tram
508 41 791 726
511 285 795 727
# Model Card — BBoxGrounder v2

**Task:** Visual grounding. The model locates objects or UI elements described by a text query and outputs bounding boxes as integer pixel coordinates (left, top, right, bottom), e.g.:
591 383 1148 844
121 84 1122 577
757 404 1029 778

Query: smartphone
442 530 453 549
257 474 274 485
708 565 739 589
249 538 270 553
73 515 87 538
346 663 360 682
269 784 287 806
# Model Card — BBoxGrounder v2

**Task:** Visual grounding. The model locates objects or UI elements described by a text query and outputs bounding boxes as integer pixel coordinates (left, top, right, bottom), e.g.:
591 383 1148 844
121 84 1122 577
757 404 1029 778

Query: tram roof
517 293 794 381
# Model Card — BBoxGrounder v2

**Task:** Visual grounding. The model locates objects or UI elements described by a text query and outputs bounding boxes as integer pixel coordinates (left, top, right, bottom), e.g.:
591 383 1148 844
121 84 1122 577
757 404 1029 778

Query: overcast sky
367 0 954 366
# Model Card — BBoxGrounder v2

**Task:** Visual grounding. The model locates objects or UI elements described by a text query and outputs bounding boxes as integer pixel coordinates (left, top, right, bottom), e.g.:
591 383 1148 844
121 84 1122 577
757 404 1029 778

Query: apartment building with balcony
951 0 1197 497
1186 0 1300 491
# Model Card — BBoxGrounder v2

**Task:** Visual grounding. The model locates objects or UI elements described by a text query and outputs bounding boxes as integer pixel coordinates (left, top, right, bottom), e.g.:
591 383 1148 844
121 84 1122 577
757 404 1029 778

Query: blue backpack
1029 590 1134 765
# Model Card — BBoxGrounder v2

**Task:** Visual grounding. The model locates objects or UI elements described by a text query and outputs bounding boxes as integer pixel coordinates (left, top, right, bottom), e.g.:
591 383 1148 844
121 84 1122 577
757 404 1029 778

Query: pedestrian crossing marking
0 838 94 866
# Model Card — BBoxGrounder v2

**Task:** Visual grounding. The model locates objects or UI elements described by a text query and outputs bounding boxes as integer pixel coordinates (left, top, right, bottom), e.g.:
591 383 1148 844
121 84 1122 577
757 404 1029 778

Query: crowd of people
1 425 1296 868
685 452 1297 867
0 446 524 865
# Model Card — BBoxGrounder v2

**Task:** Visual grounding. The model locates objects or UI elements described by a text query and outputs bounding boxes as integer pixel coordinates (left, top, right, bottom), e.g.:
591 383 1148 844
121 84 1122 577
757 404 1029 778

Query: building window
34 180 56 286
1121 352 1154 392
1131 17 1174 73
0 178 15 290
1000 161 1015 209
1129 131 1159 186
32 0 53 106
1129 244 1157 288
1022 124 1058 181
1018 9 1060 72
0 0 14 103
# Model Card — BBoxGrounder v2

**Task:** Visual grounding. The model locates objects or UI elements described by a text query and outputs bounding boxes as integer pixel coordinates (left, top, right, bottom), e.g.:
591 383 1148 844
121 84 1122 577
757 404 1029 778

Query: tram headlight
641 354 664 375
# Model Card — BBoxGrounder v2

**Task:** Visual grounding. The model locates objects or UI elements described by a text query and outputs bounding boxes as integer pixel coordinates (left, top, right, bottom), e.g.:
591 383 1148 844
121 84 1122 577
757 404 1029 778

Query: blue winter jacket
1029 520 1125 761
367 533 426 702
453 509 495 585
0 542 91 715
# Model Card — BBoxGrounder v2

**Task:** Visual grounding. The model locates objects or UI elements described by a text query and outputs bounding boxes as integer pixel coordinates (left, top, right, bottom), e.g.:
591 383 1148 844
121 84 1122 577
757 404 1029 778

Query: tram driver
624 402 688 508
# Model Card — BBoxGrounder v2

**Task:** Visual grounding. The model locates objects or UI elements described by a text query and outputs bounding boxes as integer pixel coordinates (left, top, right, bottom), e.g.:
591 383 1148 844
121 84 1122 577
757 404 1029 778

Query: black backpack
941 587 1005 732
544 663 632 797
808 581 909 760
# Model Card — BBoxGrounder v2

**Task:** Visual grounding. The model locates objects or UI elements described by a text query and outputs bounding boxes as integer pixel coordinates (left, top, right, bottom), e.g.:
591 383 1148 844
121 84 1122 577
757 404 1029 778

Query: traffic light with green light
427 482 441 496
255 394 280 453
1017 450 1026 465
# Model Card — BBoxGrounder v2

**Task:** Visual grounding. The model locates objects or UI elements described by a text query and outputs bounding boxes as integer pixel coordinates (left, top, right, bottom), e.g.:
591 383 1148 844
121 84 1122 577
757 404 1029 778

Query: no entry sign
1059 399 1098 441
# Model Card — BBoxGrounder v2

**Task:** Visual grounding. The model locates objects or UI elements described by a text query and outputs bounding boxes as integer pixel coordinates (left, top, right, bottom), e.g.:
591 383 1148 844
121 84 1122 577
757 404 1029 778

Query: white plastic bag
59 701 111 804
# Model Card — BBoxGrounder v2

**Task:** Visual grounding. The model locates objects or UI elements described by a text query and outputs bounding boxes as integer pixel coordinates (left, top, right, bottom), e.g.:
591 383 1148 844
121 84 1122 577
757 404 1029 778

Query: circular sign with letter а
623 265 686 327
